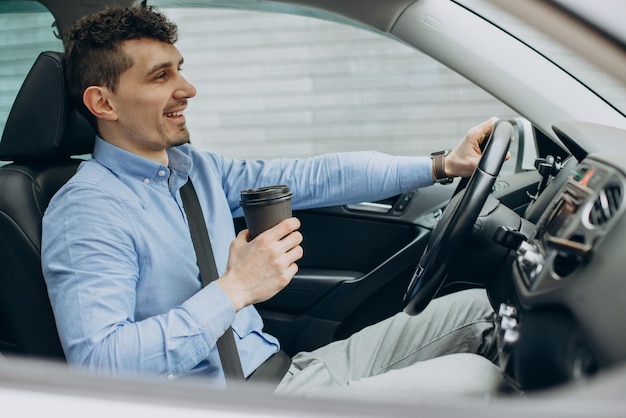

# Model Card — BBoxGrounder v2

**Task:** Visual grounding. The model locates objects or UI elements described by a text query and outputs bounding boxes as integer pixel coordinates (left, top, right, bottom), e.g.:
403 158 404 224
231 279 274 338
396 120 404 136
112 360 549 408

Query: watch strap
431 150 453 184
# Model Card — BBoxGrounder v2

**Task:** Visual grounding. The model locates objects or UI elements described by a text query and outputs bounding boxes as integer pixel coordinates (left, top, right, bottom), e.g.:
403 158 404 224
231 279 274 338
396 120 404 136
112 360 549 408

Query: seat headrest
0 51 95 162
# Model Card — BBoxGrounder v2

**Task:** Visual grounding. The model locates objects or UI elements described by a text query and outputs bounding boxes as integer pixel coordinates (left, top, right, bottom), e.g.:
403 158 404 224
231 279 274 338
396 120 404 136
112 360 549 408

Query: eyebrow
146 57 185 77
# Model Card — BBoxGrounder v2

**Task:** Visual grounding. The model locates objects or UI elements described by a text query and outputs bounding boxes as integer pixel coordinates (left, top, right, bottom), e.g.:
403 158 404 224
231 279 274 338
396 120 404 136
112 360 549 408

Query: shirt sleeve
42 181 235 378
199 151 433 216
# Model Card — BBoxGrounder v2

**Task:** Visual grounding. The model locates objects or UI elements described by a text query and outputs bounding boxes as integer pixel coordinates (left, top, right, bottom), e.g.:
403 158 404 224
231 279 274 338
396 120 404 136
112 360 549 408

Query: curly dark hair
64 5 178 129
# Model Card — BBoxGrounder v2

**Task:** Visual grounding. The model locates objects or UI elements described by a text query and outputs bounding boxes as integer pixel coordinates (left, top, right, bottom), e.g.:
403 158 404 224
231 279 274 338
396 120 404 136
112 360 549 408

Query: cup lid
239 185 292 206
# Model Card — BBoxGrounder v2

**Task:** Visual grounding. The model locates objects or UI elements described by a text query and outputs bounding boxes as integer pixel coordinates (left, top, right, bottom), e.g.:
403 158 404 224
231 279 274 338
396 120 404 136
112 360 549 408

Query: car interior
0 51 94 359
1 0 626 412
0 48 537 361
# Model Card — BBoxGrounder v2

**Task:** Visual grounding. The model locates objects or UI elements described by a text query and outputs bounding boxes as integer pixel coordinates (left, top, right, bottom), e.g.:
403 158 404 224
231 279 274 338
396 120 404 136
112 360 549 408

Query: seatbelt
180 180 244 381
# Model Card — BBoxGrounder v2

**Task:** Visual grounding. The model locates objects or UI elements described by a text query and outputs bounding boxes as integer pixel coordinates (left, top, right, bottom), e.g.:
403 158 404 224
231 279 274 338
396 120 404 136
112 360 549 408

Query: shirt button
143 178 150 184
158 170 166 177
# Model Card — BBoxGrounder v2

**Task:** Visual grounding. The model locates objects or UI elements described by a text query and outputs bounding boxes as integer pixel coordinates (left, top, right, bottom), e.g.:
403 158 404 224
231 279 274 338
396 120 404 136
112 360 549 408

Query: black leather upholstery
0 51 95 358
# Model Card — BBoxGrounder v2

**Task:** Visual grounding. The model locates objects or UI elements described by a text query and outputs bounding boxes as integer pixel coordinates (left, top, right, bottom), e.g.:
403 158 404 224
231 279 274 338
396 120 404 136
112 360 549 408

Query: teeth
165 111 183 117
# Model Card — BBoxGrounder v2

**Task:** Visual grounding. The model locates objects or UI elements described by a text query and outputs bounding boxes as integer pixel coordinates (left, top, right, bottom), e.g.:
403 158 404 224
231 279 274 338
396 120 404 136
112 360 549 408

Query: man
42 5 502 399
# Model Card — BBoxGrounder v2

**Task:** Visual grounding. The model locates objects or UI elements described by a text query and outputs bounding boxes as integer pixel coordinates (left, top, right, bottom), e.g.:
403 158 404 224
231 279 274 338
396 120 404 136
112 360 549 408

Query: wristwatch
431 149 454 184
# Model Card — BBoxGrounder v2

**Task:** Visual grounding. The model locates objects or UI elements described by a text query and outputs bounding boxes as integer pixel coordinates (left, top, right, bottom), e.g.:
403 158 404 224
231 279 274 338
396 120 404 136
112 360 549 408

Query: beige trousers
276 289 502 402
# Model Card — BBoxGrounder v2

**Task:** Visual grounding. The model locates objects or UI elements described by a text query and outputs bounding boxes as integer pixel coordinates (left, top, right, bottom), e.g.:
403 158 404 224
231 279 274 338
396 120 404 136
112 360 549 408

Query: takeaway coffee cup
239 185 293 240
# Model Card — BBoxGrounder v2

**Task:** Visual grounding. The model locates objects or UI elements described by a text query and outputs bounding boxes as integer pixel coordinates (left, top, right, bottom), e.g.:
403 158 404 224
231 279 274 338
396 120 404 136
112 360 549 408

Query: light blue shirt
42 136 433 386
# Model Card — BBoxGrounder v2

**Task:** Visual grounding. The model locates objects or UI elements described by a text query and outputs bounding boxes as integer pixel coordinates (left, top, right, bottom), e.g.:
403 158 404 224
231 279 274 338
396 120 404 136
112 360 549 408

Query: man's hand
444 117 509 179
216 217 303 311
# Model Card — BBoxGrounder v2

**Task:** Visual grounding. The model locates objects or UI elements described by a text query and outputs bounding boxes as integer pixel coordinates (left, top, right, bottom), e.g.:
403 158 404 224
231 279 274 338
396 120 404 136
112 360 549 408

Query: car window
0 4 527 175
0 3 63 137
157 7 524 173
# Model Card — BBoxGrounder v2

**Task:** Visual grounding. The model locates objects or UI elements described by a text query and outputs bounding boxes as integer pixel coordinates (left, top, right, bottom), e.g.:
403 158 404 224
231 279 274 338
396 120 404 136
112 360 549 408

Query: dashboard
520 160 624 291
493 123 626 390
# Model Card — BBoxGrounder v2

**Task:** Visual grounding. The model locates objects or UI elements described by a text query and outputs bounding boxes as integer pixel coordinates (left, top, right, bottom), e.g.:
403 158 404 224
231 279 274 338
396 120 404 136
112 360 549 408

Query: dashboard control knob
493 226 527 251
517 241 544 284
495 303 521 370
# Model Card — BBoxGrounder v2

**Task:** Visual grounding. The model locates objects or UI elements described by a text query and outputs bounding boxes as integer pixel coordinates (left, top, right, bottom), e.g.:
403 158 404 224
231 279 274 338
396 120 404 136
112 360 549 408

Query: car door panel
258 228 429 355
235 172 539 354
234 186 452 354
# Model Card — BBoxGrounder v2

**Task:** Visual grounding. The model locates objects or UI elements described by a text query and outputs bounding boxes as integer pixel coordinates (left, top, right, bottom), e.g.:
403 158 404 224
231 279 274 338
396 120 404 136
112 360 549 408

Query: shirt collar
93 136 193 185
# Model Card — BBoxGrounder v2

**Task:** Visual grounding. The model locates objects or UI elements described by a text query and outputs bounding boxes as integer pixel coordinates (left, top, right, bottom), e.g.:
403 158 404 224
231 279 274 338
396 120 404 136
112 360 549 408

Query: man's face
104 38 197 160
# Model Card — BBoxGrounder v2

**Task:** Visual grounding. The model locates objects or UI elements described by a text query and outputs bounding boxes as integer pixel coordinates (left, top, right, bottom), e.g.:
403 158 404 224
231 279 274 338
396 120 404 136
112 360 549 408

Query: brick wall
1 7 519 161
167 8 519 160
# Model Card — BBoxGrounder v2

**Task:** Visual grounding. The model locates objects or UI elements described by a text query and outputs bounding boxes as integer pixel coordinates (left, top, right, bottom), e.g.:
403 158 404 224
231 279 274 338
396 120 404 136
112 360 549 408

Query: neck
98 134 170 166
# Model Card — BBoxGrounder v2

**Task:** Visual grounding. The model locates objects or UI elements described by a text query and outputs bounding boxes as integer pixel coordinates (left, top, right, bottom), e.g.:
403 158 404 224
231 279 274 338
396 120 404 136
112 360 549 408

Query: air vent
588 184 622 226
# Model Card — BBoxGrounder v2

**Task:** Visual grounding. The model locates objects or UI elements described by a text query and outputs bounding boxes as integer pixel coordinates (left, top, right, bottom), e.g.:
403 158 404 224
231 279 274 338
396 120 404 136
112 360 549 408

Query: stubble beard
169 126 191 147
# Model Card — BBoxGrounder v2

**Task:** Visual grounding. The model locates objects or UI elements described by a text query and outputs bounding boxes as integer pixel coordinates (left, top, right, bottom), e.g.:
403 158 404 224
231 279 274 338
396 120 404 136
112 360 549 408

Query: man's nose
176 75 197 99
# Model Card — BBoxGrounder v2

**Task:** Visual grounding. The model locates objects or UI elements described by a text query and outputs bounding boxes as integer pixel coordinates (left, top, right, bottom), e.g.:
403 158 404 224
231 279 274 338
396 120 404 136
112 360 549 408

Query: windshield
458 0 626 117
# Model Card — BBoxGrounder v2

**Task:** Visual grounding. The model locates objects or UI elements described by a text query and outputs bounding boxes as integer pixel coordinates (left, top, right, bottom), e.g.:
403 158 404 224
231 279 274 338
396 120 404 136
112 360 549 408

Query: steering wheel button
498 303 517 317
501 316 518 330
503 329 520 344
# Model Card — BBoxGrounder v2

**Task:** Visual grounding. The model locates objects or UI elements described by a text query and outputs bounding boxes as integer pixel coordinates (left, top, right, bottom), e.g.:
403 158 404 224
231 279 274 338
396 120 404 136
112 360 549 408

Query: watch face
431 149 450 157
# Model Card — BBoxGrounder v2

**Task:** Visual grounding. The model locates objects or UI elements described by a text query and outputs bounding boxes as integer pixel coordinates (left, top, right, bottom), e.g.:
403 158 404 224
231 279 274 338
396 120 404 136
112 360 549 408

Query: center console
496 158 625 389
517 160 624 292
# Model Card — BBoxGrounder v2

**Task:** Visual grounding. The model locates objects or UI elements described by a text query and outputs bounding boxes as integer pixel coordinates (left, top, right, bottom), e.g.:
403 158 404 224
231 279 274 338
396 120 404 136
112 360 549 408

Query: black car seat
0 51 95 359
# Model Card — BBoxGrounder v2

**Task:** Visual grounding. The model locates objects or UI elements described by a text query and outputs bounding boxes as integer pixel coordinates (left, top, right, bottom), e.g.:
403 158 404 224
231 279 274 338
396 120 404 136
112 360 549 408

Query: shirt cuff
396 156 434 188
181 281 237 347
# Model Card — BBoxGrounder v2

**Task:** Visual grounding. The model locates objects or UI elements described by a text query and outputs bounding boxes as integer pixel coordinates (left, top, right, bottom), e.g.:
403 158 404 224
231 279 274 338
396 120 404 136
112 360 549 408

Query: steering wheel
403 120 514 315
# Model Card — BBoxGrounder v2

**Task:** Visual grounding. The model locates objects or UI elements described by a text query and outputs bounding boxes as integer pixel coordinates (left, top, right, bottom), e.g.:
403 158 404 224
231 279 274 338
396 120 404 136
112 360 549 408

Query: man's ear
82 86 118 122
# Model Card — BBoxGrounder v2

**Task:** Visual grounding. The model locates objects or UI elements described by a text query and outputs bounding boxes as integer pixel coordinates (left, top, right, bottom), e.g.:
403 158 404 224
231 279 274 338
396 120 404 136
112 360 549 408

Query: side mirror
509 117 538 174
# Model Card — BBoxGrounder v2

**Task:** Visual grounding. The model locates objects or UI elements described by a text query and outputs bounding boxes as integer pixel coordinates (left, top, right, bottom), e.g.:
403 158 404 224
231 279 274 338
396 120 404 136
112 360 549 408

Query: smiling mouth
164 110 184 118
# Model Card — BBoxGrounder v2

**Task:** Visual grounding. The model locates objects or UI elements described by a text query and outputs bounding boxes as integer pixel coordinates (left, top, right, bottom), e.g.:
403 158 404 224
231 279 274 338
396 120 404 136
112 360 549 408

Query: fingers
480 116 499 131
250 217 302 247
219 218 303 311
255 218 303 265
473 118 512 165
470 117 499 149
282 234 304 262
264 217 301 241
445 117 500 178
478 116 499 134
470 117 513 165
232 218 303 260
